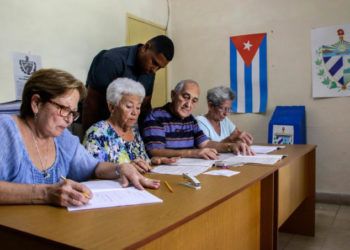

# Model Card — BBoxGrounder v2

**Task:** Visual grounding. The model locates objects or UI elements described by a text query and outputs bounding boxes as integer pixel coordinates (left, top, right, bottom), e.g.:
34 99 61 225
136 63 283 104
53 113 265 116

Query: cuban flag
230 33 268 113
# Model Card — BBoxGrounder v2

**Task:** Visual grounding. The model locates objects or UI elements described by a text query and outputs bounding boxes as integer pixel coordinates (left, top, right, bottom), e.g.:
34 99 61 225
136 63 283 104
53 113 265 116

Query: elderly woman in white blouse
84 77 176 173
196 86 253 145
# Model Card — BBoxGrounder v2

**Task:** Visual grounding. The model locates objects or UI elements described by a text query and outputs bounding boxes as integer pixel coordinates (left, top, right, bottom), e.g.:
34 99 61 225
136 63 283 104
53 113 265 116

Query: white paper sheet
67 180 162 211
203 170 240 177
250 145 285 154
151 164 212 176
217 153 284 165
171 158 215 167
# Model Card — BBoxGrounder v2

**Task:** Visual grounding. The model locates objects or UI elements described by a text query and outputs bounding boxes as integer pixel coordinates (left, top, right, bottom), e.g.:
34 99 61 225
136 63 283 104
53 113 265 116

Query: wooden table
274 144 316 246
0 145 316 250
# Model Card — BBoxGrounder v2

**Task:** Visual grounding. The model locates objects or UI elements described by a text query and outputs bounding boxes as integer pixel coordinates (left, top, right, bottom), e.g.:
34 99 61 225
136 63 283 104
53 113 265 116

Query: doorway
127 14 168 108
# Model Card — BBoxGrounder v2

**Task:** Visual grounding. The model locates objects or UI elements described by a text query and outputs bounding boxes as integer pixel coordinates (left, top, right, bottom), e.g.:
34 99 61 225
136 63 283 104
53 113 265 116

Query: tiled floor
278 203 350 250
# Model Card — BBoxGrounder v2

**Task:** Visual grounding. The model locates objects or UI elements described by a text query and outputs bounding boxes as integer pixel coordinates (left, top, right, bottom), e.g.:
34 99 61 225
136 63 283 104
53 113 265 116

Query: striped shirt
142 103 208 152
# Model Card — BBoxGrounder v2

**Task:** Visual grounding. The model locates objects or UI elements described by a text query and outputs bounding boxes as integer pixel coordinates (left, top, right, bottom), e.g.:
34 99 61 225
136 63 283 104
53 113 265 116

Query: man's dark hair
147 35 174 61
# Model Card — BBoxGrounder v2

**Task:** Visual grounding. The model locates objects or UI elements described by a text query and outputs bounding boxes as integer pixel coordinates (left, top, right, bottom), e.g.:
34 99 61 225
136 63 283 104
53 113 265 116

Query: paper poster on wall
272 125 294 145
311 24 350 98
230 33 268 113
12 52 42 100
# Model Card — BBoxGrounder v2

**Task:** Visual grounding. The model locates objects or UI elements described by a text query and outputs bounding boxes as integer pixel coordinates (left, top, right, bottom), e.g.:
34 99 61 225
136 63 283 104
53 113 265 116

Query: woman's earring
34 112 38 121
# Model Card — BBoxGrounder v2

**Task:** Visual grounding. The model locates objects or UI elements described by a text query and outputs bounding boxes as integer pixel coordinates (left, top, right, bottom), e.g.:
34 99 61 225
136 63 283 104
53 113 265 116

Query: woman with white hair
196 86 253 145
83 78 176 173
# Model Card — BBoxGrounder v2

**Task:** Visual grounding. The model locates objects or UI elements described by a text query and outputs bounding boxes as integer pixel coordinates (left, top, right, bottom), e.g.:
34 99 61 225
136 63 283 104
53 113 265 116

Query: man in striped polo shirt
141 80 254 159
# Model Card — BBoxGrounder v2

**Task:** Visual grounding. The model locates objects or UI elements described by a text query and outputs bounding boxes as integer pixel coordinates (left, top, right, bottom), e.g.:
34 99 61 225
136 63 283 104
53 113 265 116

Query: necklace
24 119 51 179
108 120 130 137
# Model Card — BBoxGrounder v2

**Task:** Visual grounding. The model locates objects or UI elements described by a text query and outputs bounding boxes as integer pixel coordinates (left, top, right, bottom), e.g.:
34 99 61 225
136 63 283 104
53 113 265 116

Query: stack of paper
251 145 285 154
152 164 211 176
151 152 285 176
151 158 214 176
171 158 215 167
217 153 284 165
68 180 162 211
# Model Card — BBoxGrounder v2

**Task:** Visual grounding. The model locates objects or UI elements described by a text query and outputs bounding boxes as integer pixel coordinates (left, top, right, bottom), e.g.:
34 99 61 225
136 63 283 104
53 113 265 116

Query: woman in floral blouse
83 78 176 173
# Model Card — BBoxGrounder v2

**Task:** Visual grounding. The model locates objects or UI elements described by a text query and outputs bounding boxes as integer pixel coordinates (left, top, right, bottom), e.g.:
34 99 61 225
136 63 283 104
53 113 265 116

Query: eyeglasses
47 100 80 121
216 106 232 113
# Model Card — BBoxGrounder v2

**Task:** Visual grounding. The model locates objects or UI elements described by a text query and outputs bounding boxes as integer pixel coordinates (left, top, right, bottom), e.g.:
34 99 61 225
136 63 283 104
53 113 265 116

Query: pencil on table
164 181 174 193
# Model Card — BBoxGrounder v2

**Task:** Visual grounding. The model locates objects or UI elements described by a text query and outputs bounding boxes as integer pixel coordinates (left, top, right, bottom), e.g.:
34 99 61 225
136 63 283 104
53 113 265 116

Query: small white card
203 170 240 177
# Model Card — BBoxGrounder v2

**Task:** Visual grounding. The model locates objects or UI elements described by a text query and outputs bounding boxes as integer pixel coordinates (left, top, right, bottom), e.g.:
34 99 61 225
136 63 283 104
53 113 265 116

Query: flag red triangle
231 33 266 67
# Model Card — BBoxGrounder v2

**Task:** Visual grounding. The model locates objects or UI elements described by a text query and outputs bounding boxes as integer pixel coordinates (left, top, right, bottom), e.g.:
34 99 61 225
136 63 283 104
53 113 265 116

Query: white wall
0 0 168 102
169 0 350 195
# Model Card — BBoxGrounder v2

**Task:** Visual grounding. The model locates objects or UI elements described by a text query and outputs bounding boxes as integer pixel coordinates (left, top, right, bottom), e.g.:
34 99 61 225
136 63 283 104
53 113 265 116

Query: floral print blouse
83 120 149 164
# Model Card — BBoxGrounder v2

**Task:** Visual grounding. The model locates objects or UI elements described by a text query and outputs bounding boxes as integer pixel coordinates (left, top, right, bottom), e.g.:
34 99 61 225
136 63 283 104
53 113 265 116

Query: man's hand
151 157 179 165
196 148 219 160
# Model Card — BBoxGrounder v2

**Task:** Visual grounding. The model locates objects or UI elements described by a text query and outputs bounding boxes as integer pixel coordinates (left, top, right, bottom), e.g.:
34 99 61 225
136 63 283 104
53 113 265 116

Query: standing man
82 35 174 131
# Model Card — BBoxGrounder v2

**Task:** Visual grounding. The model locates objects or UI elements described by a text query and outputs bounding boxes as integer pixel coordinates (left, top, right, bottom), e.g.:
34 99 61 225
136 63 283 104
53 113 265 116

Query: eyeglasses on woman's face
216 106 232 113
47 100 80 121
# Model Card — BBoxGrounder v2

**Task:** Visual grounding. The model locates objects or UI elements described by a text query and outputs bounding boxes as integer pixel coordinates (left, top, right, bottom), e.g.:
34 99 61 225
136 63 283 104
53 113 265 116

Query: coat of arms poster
12 52 42 100
311 24 350 98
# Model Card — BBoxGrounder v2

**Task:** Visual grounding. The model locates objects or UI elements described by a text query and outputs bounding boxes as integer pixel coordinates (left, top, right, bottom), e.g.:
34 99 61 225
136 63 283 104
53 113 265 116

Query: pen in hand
60 175 90 199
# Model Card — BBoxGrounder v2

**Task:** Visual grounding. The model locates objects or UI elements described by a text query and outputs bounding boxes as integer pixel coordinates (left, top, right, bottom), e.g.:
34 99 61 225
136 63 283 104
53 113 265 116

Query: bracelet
115 164 121 176
227 144 232 153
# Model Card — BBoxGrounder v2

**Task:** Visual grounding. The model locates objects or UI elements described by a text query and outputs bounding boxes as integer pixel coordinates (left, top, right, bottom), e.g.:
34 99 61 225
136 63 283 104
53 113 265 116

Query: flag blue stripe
244 65 252 113
230 40 238 112
259 35 267 112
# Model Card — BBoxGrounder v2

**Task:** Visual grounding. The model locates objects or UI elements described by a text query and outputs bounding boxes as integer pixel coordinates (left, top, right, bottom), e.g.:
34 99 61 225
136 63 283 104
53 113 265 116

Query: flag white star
243 41 253 51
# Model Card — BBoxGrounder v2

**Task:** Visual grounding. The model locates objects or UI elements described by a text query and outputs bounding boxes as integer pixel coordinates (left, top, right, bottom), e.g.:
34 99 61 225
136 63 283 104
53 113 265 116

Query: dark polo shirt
86 44 155 120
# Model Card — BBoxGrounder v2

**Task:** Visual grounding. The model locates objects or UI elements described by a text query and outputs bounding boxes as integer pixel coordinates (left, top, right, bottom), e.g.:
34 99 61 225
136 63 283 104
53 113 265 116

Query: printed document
151 164 212 176
251 145 285 154
68 180 162 211
217 153 284 165
171 157 215 167
151 151 285 177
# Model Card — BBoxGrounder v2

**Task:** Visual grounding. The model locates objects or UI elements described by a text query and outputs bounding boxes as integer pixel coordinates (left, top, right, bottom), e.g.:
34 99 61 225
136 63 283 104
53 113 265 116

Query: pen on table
164 181 174 193
60 175 90 199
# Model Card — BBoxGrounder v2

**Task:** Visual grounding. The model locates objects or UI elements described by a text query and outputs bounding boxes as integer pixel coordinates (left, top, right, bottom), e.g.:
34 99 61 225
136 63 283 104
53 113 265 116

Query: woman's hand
46 179 92 207
131 158 152 173
230 141 255 156
118 163 161 190
229 129 254 145
151 156 179 165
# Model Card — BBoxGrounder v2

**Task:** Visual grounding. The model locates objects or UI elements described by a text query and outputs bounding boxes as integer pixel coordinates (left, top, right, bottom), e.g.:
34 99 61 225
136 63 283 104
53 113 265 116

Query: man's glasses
47 100 80 121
